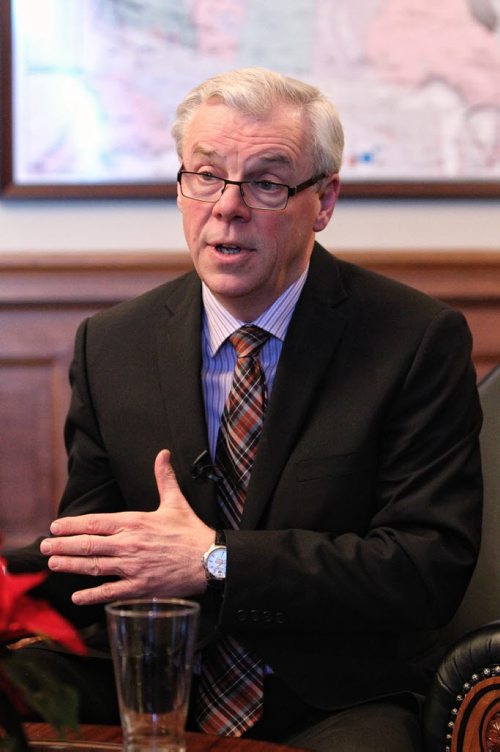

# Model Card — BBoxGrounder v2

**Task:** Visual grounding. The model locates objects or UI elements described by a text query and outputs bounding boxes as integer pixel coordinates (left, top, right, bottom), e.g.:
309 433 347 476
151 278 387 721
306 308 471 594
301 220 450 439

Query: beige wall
0 196 498 254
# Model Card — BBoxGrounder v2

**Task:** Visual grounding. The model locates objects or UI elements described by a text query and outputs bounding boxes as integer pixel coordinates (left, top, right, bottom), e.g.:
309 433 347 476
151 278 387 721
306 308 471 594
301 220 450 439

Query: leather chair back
440 364 500 646
423 365 500 751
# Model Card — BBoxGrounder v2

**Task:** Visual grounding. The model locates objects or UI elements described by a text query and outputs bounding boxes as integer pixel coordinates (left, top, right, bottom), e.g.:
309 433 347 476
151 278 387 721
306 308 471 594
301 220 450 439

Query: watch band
215 529 226 546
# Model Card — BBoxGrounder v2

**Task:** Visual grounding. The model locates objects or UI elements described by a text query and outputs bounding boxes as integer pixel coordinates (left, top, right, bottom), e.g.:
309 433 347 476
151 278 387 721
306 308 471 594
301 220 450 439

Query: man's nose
213 182 251 218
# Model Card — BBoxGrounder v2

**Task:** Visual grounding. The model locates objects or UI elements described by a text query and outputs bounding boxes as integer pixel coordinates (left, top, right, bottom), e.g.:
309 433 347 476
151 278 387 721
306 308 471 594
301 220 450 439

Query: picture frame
1 0 499 200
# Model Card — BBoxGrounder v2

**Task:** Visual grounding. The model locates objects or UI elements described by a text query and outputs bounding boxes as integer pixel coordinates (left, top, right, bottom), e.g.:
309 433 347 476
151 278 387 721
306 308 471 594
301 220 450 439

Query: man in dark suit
7 68 482 750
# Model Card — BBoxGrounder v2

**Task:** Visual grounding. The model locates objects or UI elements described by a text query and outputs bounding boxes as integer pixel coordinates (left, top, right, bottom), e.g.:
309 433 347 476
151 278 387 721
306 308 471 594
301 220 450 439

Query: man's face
178 100 339 321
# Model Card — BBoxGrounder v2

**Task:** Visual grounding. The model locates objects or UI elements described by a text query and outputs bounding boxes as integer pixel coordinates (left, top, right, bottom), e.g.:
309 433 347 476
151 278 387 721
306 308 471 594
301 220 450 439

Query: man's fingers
71 580 130 606
41 514 133 557
47 554 105 578
41 533 116 558
49 512 125 537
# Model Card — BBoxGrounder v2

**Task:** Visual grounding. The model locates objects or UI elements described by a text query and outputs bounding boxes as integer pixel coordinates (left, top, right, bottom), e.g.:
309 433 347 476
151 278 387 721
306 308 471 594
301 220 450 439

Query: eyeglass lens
180 173 288 210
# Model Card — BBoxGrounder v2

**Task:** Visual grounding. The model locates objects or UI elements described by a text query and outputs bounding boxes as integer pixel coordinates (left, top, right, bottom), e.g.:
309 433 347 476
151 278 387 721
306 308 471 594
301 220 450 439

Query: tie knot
229 325 270 359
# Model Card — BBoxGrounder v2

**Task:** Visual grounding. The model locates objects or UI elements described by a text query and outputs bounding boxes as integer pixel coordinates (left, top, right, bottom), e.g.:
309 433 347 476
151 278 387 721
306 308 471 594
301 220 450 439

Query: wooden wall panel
341 251 500 381
1 363 54 546
0 308 100 547
0 250 498 549
461 305 500 380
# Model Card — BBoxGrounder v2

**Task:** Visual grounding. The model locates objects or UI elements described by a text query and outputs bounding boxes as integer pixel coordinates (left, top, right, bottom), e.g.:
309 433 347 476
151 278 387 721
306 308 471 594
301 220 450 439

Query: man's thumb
154 449 182 507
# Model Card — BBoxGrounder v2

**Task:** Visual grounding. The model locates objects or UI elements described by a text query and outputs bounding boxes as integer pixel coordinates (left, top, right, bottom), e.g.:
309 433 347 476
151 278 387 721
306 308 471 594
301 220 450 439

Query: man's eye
197 172 218 182
253 180 281 192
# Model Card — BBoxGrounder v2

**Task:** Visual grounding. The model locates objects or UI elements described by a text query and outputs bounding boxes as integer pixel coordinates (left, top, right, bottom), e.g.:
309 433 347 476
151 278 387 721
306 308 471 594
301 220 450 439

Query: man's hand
40 449 215 606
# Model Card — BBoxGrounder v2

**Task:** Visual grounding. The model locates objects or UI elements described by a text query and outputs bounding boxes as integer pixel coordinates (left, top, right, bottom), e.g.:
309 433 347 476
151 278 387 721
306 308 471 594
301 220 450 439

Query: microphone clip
191 450 221 483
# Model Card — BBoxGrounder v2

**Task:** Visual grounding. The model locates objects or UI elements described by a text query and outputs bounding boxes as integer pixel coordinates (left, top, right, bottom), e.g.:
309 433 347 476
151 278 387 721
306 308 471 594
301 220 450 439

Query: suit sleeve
220 307 483 635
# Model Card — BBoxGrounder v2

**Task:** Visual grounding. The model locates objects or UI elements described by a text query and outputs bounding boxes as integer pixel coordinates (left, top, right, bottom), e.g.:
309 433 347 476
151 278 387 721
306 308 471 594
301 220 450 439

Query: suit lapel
155 272 219 527
241 245 349 529
153 246 349 531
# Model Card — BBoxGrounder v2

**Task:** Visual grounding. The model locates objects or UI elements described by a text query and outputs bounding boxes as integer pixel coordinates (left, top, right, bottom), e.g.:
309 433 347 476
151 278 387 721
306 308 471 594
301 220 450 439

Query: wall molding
1 248 499 301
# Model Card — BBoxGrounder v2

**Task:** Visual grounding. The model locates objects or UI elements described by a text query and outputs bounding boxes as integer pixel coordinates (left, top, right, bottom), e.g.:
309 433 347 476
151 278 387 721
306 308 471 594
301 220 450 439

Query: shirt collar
202 266 309 356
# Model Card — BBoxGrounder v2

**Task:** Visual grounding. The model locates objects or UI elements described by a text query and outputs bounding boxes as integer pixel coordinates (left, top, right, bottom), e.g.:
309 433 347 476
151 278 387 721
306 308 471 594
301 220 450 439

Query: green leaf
0 687 30 752
2 652 80 737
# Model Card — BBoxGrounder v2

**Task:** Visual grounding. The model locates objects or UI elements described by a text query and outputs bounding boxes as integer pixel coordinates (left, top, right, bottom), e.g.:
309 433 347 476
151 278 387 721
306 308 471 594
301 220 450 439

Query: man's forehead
182 102 310 166
190 143 294 166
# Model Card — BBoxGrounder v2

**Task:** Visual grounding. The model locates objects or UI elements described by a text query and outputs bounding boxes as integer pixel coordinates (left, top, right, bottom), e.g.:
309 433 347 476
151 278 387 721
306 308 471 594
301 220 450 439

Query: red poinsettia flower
0 556 85 655
0 551 87 747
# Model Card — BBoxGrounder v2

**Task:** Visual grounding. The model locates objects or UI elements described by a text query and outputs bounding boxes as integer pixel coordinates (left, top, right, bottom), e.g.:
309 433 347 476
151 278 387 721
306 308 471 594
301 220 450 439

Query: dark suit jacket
7 243 483 711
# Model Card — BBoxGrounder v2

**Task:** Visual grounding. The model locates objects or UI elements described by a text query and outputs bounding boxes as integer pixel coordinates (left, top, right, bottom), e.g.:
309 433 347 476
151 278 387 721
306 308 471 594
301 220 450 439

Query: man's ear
313 175 341 232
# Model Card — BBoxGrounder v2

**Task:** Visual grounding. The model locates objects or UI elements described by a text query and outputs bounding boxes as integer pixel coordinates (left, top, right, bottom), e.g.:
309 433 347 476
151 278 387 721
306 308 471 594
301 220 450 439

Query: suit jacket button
236 609 247 622
275 611 285 624
251 609 260 622
262 610 273 623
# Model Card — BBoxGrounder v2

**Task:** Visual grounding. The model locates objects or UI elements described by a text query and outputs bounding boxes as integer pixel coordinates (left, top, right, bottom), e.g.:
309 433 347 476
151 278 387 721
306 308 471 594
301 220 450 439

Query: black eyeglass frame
176 169 327 210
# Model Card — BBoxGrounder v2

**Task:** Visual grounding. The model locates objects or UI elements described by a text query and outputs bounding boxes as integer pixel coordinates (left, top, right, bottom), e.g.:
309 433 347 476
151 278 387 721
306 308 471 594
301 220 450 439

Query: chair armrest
423 620 500 751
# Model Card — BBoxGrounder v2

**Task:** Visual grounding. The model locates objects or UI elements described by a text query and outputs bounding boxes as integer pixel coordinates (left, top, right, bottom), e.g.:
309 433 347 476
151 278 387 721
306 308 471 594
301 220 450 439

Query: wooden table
24 723 305 751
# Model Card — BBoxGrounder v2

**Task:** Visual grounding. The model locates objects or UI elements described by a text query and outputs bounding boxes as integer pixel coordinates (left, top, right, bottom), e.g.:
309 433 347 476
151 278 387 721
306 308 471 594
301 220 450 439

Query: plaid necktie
196 325 269 736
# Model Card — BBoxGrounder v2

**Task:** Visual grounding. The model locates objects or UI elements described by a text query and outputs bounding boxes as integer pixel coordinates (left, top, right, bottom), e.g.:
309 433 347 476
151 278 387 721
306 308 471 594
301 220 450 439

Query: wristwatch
202 530 227 583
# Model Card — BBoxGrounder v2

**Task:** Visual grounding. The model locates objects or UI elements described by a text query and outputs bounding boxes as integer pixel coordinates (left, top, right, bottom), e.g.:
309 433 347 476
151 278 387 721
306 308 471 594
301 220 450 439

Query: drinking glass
106 598 200 752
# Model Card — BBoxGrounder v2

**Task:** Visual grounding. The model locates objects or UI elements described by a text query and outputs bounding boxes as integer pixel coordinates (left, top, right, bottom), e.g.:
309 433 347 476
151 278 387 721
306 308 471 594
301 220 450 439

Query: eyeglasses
177 169 326 211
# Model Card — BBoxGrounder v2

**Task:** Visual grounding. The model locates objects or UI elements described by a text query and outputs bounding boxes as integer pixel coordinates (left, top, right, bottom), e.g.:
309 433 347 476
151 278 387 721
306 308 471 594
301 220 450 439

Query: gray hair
172 67 344 175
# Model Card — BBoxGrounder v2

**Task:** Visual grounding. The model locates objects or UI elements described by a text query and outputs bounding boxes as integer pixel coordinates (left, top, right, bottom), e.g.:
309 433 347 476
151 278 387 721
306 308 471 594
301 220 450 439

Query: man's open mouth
215 244 243 255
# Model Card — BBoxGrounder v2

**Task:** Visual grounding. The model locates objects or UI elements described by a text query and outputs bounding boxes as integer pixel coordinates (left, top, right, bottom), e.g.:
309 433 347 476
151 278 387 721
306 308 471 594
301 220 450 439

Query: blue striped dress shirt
201 267 309 460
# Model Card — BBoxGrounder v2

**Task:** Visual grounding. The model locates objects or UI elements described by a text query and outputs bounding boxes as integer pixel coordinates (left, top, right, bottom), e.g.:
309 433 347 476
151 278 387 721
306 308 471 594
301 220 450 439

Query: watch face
207 546 227 580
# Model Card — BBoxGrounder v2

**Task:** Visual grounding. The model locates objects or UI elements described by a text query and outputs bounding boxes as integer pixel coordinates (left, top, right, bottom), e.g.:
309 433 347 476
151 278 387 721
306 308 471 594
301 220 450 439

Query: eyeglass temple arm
288 173 326 197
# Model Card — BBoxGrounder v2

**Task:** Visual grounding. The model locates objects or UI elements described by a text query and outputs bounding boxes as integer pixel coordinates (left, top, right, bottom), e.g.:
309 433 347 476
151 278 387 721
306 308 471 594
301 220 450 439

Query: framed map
1 0 499 199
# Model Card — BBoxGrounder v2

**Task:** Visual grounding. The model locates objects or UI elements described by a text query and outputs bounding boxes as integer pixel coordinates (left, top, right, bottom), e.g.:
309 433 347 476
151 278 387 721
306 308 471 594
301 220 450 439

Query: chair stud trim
443 665 500 751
